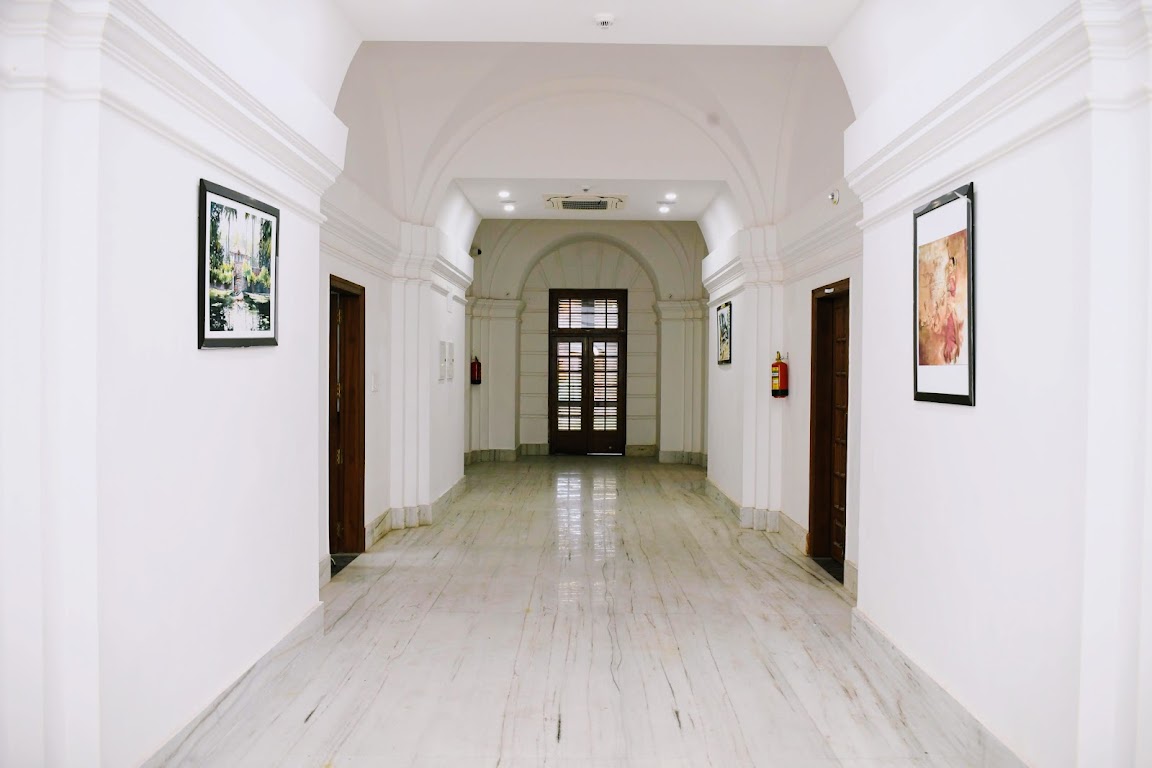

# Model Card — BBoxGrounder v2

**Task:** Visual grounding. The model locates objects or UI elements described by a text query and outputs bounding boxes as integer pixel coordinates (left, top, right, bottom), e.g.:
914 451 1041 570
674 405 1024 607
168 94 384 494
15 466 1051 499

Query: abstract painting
717 301 732 365
913 183 975 405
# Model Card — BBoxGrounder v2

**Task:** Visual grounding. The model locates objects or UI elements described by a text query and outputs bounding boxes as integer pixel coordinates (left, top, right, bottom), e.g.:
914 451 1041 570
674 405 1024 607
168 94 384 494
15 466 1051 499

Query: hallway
160 460 998 767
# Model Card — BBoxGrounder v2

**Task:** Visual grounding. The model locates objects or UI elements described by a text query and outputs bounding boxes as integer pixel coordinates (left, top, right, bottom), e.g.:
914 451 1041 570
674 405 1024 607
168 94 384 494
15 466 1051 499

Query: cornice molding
1 0 346 217
845 4 1091 205
777 202 863 282
654 300 707 322
467 298 525 320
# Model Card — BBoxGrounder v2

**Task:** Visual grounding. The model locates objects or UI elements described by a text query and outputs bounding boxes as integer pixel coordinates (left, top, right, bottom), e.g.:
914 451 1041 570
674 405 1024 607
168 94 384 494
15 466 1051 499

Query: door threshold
330 553 359 578
811 557 844 584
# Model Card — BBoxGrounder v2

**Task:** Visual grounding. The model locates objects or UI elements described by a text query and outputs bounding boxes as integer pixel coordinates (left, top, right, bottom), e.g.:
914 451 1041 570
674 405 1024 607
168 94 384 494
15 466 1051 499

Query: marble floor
159 459 999 767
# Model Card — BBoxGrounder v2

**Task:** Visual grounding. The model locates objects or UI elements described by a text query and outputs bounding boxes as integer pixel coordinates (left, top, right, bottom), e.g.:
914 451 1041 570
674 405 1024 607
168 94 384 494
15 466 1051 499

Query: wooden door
329 277 366 555
548 291 627 455
809 280 850 573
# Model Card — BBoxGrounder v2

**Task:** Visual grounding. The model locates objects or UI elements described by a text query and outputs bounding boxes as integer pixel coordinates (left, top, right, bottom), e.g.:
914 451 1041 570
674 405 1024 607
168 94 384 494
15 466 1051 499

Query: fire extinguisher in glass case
771 352 789 398
470 356 482 385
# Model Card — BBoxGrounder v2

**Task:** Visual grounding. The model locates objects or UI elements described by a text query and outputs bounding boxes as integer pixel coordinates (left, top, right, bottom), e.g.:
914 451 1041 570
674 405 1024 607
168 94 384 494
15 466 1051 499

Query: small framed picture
913 183 975 405
717 301 732 365
198 180 279 348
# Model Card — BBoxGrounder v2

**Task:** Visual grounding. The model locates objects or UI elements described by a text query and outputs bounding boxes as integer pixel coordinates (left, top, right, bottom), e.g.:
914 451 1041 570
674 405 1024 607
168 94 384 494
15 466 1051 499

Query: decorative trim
429 476 467 525
850 610 1027 768
142 602 325 767
846 4 1089 203
659 450 707 467
844 560 859 599
654 300 707 322
778 202 865 283
778 512 808 557
468 298 526 320
467 449 518 463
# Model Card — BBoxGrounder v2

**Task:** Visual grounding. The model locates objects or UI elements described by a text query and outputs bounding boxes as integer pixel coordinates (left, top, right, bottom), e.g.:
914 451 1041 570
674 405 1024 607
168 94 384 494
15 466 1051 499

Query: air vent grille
545 194 626 211
562 199 608 210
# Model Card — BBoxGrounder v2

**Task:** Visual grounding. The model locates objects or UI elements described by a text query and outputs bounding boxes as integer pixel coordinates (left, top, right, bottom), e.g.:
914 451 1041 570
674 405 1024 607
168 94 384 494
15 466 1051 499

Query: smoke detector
594 13 615 29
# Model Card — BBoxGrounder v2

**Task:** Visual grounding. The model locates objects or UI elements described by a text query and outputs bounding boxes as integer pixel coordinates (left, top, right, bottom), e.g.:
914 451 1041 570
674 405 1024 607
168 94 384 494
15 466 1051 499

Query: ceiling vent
545 194 626 211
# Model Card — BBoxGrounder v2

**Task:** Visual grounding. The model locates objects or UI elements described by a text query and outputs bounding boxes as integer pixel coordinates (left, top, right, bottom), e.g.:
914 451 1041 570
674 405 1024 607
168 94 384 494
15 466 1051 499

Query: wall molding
846 4 1089 203
1 0 348 221
658 450 707 467
778 202 865 282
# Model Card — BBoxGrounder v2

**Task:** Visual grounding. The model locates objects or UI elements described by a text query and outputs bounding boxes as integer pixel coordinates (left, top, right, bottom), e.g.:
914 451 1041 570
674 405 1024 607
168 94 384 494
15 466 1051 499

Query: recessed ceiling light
658 205 671 214
498 190 511 199
503 203 516 212
665 192 678 201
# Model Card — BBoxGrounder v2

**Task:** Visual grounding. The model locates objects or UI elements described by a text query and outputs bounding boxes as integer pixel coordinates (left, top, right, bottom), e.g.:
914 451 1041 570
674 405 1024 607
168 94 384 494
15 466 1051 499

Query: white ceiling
334 0 861 46
455 179 724 221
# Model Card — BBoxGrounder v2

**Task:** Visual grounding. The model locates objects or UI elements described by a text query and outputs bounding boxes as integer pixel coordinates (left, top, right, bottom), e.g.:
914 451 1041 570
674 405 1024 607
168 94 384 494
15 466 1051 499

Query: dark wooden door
329 277 366 555
548 291 627 455
809 280 850 570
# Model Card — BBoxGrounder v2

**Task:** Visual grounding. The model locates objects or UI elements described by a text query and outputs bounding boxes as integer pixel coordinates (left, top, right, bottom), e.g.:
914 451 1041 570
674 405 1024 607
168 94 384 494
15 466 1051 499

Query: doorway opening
329 276 366 577
808 279 850 583
548 289 627 455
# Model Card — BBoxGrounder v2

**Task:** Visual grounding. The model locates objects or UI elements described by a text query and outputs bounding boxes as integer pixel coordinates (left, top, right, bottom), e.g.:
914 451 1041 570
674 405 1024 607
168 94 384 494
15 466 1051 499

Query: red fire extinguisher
771 352 789 398
470 356 482 385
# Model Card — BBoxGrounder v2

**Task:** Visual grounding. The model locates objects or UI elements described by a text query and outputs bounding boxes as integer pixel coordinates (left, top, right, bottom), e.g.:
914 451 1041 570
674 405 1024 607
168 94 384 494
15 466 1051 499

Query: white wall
0 3 353 765
837 2 1152 765
706 290 746 501
519 242 658 448
430 286 467 496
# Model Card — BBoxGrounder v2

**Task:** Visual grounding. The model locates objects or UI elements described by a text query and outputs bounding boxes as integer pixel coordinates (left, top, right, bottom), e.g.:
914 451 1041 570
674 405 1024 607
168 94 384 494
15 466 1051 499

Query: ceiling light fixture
658 205 671 214
503 203 516 212
665 192 678 201
498 190 511 199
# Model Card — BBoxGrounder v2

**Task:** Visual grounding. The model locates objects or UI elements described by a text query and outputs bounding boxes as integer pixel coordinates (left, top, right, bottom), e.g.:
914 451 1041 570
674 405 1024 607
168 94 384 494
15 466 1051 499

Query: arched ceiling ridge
411 77 767 226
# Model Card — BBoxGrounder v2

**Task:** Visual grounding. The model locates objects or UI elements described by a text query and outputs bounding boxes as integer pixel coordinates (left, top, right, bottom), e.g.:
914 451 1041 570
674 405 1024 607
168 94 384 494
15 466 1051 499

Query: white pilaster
468 298 525 453
654 300 707 462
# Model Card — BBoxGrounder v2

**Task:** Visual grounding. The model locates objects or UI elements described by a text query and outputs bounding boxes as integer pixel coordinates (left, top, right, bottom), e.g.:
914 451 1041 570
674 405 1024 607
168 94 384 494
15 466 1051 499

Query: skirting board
778 513 860 599
466 449 518 464
360 476 468 551
851 610 1026 768
624 444 658 457
703 480 776 531
518 443 549 456
142 602 325 767
659 450 707 467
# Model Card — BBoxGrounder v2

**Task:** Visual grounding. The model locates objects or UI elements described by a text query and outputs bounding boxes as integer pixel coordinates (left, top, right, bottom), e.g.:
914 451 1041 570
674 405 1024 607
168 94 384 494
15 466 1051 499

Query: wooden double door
548 290 627 455
809 280 849 569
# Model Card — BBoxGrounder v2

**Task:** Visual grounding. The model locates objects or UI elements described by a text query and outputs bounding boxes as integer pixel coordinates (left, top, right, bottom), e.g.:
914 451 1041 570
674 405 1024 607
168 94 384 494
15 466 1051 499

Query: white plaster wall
96 110 326 768
430 287 467 497
780 256 863 566
519 243 659 448
856 117 1091 768
706 291 745 503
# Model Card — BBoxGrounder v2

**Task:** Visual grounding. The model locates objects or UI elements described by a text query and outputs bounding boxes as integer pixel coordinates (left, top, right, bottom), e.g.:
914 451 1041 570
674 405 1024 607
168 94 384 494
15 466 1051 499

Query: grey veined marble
156 459 1009 767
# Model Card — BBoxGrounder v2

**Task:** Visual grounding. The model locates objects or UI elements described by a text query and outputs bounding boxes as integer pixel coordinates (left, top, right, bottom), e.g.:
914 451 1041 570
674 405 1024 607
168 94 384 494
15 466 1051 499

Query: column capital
654 300 707 322
467 297 525 320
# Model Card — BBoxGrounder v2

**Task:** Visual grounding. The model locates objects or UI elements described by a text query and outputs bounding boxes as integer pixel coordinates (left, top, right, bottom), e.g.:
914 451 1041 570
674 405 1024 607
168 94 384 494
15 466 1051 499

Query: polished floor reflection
160 459 996 767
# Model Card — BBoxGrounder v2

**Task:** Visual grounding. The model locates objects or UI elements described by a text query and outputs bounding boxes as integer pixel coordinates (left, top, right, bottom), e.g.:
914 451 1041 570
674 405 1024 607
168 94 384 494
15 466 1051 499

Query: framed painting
913 183 975 405
717 301 732 365
198 179 280 348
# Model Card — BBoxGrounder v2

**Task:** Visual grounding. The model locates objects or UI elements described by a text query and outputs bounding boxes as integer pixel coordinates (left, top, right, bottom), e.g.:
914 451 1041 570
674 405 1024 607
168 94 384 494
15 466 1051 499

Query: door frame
329 275 366 555
807 278 850 561
547 289 628 455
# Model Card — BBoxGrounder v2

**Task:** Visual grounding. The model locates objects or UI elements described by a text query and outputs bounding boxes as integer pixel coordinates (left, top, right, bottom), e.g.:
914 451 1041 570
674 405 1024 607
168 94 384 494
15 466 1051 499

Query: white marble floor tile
156 459 995 767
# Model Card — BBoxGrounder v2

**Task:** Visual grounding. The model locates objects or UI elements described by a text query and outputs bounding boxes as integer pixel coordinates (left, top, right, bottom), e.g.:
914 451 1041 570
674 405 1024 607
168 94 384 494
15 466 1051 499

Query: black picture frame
717 301 732 365
198 179 280 349
913 183 975 405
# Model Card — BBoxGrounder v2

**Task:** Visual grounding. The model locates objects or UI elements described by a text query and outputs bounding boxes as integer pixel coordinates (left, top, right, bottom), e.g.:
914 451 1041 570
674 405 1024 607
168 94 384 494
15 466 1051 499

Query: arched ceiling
335 42 854 231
